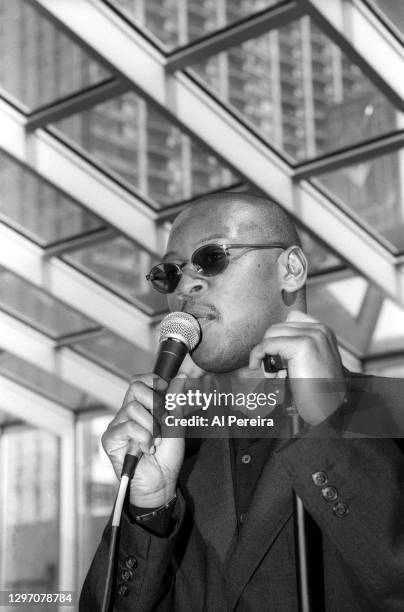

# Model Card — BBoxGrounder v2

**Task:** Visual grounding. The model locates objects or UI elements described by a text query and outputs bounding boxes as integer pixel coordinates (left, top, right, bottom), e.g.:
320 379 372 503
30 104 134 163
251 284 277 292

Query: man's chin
190 342 249 374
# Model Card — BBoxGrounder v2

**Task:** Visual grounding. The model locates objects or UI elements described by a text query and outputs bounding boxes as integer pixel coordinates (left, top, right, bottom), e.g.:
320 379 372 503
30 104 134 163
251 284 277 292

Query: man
80 193 404 611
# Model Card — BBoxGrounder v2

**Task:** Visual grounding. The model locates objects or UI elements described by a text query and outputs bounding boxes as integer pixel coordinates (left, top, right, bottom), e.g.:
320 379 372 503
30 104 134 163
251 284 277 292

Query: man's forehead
169 197 269 244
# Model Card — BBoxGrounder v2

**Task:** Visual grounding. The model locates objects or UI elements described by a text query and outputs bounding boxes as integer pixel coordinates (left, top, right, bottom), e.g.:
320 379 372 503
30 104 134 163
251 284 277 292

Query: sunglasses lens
193 245 228 276
148 263 180 294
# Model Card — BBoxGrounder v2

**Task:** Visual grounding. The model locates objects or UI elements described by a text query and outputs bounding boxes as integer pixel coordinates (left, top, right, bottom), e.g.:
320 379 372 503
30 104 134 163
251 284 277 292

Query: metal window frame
0 309 127 407
0 375 76 606
165 1 304 72
26 78 130 130
0 100 163 254
29 0 404 305
301 0 404 111
0 217 156 351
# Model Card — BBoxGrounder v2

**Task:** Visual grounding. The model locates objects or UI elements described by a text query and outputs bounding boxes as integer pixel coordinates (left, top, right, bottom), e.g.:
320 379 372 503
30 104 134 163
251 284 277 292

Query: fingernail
149 445 156 455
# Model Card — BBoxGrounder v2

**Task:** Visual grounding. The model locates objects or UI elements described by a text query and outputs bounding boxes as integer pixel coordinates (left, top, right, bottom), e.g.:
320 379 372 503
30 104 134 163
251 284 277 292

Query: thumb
159 373 188 439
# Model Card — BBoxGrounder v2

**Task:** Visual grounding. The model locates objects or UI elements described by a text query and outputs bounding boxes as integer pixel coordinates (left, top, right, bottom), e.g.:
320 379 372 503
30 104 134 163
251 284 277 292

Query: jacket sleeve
277 411 404 612
79 491 186 612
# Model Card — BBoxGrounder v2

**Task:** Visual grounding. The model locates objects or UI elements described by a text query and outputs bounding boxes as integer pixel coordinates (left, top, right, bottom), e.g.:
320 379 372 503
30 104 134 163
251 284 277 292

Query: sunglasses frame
146 242 288 294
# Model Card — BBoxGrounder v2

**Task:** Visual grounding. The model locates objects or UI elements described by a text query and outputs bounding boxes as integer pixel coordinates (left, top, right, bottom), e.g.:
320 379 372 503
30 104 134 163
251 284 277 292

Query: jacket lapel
184 436 237 564
226 440 293 609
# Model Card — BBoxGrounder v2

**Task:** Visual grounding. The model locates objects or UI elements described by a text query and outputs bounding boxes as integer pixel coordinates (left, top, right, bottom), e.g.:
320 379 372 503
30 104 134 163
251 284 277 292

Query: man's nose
174 265 208 298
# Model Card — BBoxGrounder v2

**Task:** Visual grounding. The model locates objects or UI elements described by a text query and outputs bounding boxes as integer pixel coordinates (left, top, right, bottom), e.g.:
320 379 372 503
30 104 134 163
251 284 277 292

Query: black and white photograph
0 1 403 611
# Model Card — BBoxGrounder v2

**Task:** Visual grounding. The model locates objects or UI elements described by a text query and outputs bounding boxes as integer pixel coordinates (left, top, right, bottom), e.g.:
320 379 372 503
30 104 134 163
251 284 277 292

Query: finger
263 323 340 362
111 379 165 428
158 373 188 439
102 419 155 456
249 336 305 370
123 373 168 406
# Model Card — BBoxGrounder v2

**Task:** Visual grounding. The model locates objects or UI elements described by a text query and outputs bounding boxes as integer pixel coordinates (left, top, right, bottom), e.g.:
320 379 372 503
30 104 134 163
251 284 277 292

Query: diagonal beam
0 310 127 409
166 1 303 72
293 131 404 179
0 373 73 433
31 0 403 305
0 222 154 350
26 77 129 130
0 100 162 253
301 0 404 112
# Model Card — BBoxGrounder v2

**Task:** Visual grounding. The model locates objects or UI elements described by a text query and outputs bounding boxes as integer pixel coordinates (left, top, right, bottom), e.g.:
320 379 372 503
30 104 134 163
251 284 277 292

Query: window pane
298 226 344 275
73 331 154 378
0 428 60 610
369 297 404 354
307 273 370 355
314 149 404 254
0 267 100 339
369 0 404 38
77 416 117 589
0 153 105 246
54 92 238 207
109 0 280 49
65 235 168 314
0 408 20 426
190 15 402 161
0 351 102 411
0 0 110 111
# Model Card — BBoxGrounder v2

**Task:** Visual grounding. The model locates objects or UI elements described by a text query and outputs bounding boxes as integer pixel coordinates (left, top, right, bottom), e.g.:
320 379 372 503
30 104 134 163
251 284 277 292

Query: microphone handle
154 337 188 382
121 337 188 479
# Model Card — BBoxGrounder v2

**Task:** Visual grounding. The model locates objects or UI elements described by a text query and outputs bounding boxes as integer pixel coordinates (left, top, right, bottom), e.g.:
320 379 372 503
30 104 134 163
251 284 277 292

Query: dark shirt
128 435 279 536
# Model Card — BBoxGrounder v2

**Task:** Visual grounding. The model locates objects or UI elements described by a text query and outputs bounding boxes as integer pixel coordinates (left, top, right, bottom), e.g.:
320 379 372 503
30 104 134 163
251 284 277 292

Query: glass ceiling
314 149 404 255
0 0 402 418
0 152 106 247
190 15 402 162
72 331 154 379
0 266 101 340
64 234 168 314
0 350 102 411
53 92 238 207
108 0 281 49
368 0 404 39
0 0 110 112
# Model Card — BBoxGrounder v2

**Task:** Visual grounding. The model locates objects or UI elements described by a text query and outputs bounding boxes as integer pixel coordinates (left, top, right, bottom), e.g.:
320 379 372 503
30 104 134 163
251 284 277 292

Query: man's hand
249 310 346 426
102 374 187 507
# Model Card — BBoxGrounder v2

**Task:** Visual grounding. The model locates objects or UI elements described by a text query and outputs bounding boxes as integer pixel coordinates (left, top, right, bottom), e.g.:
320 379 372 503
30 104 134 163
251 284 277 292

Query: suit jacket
80 373 404 611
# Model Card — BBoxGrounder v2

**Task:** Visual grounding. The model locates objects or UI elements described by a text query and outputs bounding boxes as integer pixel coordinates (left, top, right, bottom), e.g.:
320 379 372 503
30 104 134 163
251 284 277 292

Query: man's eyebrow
162 235 229 261
199 234 229 243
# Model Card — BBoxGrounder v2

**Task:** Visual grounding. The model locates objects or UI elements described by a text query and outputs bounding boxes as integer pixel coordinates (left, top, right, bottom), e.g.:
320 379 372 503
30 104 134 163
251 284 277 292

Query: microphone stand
263 358 325 612
286 395 325 612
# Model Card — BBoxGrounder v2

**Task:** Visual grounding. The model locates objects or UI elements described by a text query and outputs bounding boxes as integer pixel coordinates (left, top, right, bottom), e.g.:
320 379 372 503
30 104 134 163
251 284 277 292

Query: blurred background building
0 0 403 609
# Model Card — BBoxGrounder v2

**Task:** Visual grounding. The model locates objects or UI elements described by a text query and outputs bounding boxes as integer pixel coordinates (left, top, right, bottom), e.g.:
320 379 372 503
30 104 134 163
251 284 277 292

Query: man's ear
279 246 307 292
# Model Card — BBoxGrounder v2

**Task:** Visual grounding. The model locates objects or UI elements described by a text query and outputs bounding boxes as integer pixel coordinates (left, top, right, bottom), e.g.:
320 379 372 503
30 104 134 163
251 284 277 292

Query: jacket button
121 569 134 582
125 555 137 569
321 486 338 502
118 583 129 597
241 454 252 464
333 501 349 518
312 471 328 486
239 513 248 524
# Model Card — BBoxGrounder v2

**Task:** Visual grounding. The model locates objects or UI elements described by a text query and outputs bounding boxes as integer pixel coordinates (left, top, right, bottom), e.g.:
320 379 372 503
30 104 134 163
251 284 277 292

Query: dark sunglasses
146 242 288 294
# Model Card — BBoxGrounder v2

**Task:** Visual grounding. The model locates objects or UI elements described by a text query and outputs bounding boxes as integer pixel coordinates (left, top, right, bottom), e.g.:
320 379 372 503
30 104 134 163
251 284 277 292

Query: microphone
121 312 200 478
155 311 201 381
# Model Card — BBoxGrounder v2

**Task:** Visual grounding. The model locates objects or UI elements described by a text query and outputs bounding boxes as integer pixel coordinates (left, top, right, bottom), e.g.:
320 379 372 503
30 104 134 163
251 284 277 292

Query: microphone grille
159 312 200 351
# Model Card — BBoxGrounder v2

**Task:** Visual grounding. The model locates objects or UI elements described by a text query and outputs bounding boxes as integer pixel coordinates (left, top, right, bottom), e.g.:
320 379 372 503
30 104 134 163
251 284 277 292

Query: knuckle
101 430 110 450
129 380 144 395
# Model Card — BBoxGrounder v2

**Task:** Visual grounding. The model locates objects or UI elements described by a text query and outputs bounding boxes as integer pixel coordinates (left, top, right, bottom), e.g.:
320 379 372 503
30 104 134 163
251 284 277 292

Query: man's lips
183 305 218 323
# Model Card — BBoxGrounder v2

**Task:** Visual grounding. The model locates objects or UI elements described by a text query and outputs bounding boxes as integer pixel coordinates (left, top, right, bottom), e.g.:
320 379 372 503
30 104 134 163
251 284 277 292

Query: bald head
166 191 307 372
172 192 301 248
